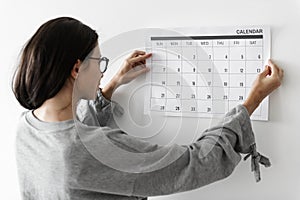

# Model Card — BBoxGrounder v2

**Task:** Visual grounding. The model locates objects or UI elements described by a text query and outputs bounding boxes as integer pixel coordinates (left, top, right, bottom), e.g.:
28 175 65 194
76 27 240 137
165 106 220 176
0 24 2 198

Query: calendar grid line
151 72 264 75
180 40 183 113
195 39 199 113
210 38 215 114
152 59 265 61
227 39 230 112
164 43 167 111
244 38 247 103
151 35 263 40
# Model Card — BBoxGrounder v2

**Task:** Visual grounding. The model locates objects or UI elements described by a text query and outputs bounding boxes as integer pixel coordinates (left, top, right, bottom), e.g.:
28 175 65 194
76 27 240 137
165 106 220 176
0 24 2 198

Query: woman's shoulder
16 109 75 135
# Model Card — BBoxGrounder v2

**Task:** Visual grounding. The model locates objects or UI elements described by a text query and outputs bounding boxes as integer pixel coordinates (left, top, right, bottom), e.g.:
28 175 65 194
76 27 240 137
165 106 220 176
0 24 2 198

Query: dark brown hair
12 17 98 109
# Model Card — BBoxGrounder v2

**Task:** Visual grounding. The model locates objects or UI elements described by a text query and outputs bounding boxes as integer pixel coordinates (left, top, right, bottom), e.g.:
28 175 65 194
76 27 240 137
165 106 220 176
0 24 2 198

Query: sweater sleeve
131 104 271 196
68 105 270 198
76 88 124 128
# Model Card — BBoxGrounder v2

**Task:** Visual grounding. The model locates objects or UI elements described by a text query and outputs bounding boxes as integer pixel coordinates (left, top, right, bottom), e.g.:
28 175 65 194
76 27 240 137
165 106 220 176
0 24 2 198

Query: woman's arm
243 59 283 115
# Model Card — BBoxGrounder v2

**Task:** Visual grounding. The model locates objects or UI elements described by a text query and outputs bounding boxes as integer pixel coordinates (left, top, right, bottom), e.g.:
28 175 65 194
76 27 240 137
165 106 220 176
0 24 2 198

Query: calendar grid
146 27 270 120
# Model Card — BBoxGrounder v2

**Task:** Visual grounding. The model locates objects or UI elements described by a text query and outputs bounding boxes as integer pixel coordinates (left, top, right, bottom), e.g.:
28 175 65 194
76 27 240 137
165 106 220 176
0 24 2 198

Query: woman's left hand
102 50 152 100
115 50 152 86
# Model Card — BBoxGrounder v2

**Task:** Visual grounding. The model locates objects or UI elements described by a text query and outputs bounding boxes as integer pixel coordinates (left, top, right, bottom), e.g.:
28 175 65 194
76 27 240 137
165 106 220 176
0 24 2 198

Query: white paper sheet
145 26 270 121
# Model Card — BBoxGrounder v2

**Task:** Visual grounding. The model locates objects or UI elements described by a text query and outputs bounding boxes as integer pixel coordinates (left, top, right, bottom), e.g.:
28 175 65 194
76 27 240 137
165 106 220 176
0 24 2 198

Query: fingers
260 65 271 77
267 59 280 76
126 50 152 68
129 50 146 58
268 59 284 80
130 53 152 64
278 67 284 79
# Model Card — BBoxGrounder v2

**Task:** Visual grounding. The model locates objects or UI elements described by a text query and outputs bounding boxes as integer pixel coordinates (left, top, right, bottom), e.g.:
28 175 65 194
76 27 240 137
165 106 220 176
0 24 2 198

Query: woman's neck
33 82 74 122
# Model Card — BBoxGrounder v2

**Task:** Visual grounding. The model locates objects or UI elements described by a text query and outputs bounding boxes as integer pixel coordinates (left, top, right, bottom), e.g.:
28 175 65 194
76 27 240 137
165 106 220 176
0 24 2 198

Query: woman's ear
71 59 82 79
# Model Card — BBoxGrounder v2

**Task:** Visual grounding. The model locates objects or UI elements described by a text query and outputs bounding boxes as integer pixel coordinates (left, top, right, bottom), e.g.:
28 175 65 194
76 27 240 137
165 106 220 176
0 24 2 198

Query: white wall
1 0 300 199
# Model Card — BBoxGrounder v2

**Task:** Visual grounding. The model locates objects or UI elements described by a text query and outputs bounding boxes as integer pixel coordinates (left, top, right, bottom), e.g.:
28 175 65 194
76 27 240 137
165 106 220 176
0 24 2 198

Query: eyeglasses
88 56 109 73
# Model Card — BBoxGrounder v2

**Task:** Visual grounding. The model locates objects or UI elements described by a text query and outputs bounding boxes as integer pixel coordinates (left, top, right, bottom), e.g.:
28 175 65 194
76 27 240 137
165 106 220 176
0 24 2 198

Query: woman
13 17 283 200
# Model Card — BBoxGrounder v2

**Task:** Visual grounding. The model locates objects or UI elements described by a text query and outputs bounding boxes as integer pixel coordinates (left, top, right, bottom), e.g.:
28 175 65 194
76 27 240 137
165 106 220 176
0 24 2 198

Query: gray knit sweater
15 90 269 200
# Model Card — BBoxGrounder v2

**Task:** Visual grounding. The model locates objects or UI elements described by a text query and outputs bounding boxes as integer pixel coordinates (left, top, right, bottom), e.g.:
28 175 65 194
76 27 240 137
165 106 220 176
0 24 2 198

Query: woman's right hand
243 59 284 115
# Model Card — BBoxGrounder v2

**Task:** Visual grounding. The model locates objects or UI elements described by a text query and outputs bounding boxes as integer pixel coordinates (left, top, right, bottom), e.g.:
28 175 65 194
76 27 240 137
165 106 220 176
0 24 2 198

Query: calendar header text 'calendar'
236 29 263 35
